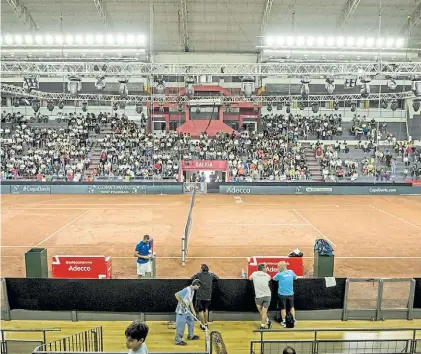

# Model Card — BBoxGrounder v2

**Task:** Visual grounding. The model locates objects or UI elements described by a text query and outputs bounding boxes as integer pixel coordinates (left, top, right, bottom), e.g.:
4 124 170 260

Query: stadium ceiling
2 61 421 77
1 83 415 103
1 0 420 53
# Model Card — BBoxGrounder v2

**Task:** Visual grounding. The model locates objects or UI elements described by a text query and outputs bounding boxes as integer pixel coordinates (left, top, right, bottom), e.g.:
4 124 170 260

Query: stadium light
45 34 53 45
14 35 23 44
316 36 325 47
346 36 355 47
35 35 43 45
55 34 63 45
306 36 315 47
96 34 104 45
276 36 285 46
386 37 394 48
85 34 94 45
326 36 335 47
356 36 365 48
65 34 74 45
259 35 406 50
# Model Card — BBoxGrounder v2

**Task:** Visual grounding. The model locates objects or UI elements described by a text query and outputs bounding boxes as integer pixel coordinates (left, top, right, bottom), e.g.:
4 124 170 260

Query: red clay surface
1 194 421 279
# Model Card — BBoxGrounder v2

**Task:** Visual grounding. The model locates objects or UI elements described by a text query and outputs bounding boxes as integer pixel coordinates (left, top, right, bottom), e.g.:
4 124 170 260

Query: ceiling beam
180 0 190 52
402 3 421 35
93 0 111 29
337 0 361 29
259 0 274 41
6 0 38 31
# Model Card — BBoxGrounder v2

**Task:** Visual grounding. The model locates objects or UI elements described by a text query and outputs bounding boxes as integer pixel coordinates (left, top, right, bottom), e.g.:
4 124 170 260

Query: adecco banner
219 185 420 195
52 255 112 279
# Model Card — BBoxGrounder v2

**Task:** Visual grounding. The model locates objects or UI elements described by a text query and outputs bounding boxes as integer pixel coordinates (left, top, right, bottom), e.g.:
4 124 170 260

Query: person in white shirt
125 321 149 354
249 264 272 329
174 279 202 346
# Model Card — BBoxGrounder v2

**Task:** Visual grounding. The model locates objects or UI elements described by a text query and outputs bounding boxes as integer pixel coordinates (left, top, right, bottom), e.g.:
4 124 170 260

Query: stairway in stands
302 142 323 181
85 123 112 176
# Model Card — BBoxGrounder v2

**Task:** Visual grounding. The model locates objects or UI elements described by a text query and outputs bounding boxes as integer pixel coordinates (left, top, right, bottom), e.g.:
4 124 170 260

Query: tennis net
181 186 196 265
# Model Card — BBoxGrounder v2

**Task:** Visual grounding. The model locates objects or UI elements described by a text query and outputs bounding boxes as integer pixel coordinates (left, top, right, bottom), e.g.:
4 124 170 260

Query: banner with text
219 185 420 195
181 160 228 171
2 184 183 195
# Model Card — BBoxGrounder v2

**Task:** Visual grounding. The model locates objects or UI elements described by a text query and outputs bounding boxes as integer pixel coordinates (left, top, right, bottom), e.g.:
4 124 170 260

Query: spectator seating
1 111 418 182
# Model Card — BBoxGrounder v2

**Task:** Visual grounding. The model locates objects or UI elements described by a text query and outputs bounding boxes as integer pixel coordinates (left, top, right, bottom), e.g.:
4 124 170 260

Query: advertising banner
11 184 51 194
87 184 147 195
52 255 112 279
1 185 11 194
181 160 228 171
247 256 304 278
50 185 90 194
220 185 420 195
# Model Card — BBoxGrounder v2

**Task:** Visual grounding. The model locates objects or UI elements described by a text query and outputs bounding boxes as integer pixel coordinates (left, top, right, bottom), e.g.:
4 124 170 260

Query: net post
181 236 186 266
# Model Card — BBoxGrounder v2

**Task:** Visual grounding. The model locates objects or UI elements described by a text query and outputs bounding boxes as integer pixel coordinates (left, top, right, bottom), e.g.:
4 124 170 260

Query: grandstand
1 0 421 354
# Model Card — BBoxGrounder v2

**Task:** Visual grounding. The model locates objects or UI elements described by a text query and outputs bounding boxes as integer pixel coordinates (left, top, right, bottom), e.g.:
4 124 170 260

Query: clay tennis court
1 194 421 279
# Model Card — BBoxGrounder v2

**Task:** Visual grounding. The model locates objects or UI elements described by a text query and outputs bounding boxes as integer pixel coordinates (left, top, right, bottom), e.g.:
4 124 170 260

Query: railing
251 328 421 354
1 328 61 354
33 327 103 353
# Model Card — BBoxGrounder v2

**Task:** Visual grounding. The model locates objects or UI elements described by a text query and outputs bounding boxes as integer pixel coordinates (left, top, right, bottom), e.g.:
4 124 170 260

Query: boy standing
125 321 149 354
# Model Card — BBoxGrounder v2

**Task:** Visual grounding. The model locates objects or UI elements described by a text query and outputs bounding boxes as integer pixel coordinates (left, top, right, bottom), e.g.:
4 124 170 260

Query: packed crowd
0 112 92 181
2 111 419 182
262 113 343 140
97 114 179 180
95 114 311 181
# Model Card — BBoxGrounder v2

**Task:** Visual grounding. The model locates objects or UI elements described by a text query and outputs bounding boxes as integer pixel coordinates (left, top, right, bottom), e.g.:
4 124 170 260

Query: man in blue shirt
174 279 202 346
134 235 152 278
273 261 297 327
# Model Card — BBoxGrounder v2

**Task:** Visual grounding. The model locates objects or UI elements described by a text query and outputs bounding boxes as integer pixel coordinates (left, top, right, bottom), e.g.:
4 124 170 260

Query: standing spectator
391 158 397 177
249 263 272 329
191 264 219 331
273 261 297 327
174 279 202 346
134 235 153 278
125 321 149 354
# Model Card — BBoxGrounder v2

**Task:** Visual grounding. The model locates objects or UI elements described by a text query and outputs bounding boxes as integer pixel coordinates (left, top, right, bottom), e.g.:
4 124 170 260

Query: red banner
406 180 421 186
181 160 228 171
247 256 304 278
52 255 112 279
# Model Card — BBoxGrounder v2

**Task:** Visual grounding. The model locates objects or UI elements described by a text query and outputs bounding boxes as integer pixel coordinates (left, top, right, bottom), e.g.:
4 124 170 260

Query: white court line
4 207 374 212
369 205 421 230
8 203 183 206
199 223 309 226
35 209 92 246
292 209 337 248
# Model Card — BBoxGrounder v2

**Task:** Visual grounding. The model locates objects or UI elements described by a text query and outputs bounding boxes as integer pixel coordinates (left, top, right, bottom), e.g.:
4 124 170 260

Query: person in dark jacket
191 264 219 330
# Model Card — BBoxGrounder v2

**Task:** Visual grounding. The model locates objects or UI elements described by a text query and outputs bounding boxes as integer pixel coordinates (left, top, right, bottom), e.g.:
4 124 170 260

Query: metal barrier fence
251 328 421 354
343 278 416 321
33 327 103 353
1 328 61 354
